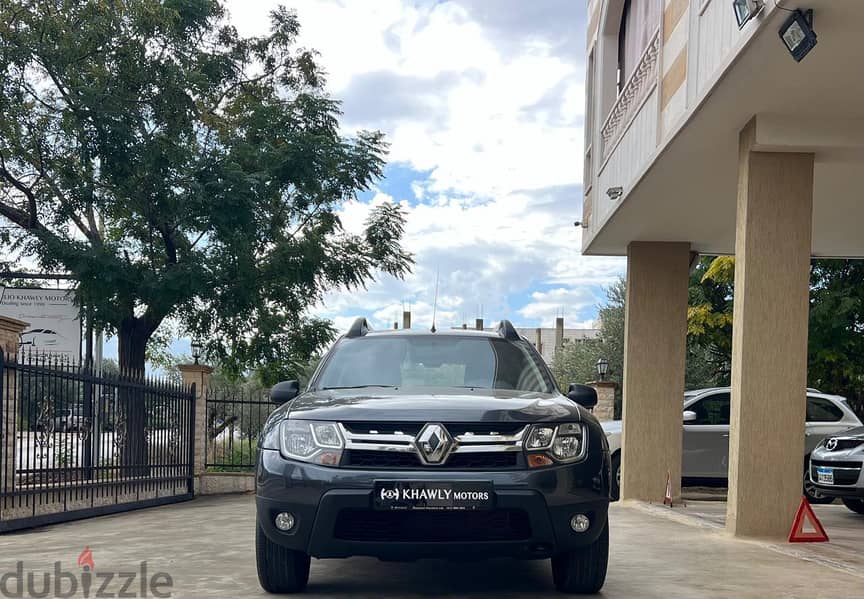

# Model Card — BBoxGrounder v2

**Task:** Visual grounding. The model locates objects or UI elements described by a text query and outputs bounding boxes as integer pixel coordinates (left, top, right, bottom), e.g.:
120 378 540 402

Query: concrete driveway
1 494 862 598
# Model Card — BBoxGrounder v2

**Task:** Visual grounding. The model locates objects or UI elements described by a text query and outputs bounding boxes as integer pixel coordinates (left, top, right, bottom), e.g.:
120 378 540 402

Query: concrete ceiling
586 0 864 257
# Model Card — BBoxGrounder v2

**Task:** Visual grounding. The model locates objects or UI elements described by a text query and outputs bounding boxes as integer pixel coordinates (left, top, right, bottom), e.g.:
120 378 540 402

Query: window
687 393 731 426
806 396 844 423
617 0 661 94
315 336 555 393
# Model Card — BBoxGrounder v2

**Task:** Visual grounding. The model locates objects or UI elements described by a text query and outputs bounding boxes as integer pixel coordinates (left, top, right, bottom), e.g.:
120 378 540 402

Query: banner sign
0 287 82 360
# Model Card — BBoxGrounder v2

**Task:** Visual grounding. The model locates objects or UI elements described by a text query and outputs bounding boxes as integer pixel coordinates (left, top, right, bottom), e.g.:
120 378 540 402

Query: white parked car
602 388 862 502
809 427 864 514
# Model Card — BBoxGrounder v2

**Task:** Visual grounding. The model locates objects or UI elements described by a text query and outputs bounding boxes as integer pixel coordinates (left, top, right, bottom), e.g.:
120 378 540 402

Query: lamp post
191 341 202 365
596 357 609 382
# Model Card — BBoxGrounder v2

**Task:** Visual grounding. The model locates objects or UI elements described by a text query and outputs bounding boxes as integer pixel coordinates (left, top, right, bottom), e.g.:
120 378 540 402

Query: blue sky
105 0 627 360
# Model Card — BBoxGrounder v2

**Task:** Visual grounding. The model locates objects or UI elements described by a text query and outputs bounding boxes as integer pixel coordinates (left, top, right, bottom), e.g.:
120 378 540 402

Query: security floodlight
596 357 609 381
191 341 202 364
606 186 623 201
779 9 817 63
733 0 763 28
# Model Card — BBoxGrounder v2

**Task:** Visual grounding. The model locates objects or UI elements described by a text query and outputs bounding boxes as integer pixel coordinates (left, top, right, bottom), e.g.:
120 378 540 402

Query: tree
0 1 412 380
552 279 625 416
553 273 731 418
687 256 734 382
809 260 864 416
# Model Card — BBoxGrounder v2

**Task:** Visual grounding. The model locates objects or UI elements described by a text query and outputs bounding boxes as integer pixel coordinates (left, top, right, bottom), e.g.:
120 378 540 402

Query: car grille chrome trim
338 423 528 463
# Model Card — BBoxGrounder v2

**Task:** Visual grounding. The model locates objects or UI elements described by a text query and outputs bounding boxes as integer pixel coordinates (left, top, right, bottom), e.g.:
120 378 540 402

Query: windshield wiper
321 385 398 390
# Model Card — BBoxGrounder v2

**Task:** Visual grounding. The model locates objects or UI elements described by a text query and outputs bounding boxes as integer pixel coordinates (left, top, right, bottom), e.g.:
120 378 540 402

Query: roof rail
497 319 520 341
346 317 372 339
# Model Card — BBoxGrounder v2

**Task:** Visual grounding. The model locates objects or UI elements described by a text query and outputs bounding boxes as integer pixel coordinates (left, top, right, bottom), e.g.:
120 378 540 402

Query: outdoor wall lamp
191 341 202 364
733 0 763 29
606 186 623 201
779 9 817 63
596 357 609 381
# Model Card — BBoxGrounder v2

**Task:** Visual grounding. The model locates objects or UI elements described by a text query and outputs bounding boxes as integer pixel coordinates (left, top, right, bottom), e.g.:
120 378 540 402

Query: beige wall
727 121 814 538
621 241 690 503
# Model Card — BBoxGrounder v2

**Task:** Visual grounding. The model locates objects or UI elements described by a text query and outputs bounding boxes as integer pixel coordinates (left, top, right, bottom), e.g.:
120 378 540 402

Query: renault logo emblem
416 423 454 464
826 438 839 451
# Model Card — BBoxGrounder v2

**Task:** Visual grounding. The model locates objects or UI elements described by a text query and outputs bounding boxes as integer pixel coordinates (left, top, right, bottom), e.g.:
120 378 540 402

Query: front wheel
842 498 864 514
551 520 609 594
256 522 311 593
610 453 621 501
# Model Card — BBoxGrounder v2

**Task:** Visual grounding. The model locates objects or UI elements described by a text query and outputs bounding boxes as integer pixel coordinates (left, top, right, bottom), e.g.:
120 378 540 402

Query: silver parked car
602 388 862 502
809 427 864 514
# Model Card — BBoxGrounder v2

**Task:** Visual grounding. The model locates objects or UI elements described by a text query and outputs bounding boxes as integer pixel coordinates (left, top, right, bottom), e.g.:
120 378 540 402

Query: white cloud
518 287 600 327
222 0 625 334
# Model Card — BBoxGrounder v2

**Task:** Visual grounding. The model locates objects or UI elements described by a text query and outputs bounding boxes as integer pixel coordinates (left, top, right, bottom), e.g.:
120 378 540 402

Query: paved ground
1 494 862 598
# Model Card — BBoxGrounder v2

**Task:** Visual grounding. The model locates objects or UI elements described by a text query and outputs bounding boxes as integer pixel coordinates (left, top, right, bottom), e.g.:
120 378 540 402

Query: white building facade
584 0 864 538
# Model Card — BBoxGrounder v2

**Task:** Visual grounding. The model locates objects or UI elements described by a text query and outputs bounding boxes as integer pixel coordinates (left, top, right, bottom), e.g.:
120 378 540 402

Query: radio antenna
431 268 440 333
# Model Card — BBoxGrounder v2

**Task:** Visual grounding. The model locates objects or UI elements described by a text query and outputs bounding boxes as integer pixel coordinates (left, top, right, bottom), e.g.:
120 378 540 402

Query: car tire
803 464 834 505
255 522 310 593
610 453 621 502
551 519 609 594
841 498 864 515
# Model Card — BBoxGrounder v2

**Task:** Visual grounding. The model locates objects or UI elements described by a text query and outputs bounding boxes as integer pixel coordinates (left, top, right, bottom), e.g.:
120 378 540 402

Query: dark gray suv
255 319 611 594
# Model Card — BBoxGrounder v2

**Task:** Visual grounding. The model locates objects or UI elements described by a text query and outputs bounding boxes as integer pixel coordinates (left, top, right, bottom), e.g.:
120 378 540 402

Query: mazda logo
825 438 839 451
415 423 454 464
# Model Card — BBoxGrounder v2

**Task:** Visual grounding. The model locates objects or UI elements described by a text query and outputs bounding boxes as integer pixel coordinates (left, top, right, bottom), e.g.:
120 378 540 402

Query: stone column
620 241 690 503
0 316 28 500
177 363 213 492
588 381 616 421
726 120 814 538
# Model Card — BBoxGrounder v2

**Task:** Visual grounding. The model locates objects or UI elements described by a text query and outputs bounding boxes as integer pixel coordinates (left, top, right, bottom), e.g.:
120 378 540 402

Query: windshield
314 335 555 393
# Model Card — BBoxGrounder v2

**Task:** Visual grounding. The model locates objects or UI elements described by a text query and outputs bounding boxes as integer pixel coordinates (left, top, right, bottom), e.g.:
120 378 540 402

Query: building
515 318 600 365
583 0 863 538
448 317 599 365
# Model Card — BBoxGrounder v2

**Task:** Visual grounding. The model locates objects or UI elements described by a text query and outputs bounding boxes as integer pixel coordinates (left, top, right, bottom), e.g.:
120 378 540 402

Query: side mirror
567 384 598 409
270 380 300 404
683 410 697 423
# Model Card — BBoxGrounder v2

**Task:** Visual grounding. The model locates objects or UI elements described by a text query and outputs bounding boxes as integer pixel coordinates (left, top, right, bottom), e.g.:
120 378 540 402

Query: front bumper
809 453 864 498
256 448 610 559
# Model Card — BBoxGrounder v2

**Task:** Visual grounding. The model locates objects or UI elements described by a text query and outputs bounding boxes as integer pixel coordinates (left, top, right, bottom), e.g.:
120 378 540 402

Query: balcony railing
599 30 660 161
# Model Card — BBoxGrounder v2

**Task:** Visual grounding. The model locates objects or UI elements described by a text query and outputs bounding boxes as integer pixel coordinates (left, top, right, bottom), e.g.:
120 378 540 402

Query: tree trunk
117 317 152 476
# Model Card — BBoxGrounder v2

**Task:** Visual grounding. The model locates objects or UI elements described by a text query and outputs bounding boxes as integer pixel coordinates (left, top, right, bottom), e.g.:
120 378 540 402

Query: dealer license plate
817 467 834 485
374 481 493 511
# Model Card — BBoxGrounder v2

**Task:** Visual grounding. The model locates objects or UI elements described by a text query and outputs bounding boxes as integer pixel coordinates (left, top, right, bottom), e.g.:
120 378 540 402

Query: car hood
832 425 864 439
275 388 584 423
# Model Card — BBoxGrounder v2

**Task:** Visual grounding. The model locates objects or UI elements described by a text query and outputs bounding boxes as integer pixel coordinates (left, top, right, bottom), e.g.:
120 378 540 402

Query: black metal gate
205 387 275 471
0 350 196 532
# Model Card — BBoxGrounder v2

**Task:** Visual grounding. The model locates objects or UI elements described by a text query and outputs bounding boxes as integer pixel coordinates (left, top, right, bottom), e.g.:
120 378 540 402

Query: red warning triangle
788 496 829 543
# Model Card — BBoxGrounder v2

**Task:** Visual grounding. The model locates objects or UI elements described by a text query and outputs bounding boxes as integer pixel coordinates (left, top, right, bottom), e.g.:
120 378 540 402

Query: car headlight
280 420 344 466
525 423 587 466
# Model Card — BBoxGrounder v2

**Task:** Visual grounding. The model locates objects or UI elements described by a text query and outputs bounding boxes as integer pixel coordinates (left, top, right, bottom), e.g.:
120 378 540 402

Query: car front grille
811 459 863 486
339 421 528 470
333 508 531 542
342 450 519 470
826 440 864 452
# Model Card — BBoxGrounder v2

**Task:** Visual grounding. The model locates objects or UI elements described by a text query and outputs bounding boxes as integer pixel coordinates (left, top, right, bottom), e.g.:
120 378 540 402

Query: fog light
570 514 590 533
275 512 296 531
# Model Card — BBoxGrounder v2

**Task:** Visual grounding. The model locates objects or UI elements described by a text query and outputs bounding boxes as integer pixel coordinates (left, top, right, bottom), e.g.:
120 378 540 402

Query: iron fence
0 350 196 532
205 387 276 471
